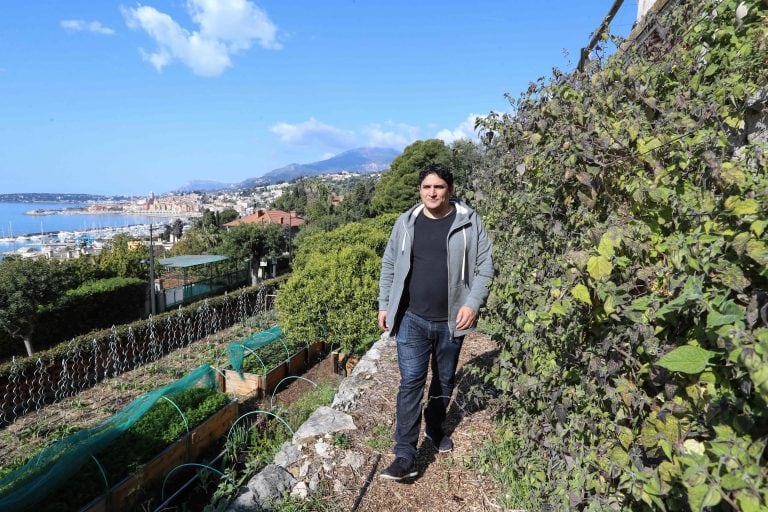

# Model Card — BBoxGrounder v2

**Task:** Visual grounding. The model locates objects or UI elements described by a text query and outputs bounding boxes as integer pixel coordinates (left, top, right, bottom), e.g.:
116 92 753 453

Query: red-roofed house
223 209 304 230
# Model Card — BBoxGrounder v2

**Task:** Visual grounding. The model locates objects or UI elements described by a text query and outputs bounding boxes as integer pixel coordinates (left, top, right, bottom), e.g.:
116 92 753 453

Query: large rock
227 464 297 511
292 406 356 444
273 441 303 468
332 335 394 410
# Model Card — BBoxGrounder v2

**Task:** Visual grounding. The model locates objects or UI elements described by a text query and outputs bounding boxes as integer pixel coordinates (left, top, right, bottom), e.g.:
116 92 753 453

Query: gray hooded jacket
378 199 494 337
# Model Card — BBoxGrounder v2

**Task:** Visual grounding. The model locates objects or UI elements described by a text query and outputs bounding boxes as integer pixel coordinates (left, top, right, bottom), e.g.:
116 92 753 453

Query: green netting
227 325 283 376
0 364 218 512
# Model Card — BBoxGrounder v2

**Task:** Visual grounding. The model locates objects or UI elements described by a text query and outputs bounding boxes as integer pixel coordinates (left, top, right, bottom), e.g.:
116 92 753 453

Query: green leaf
736 490 762 512
732 232 751 255
587 255 613 281
714 261 749 293
752 219 767 237
720 165 747 187
725 197 759 215
687 483 721 511
654 277 704 319
638 136 663 154
571 284 592 305
627 124 639 141
746 240 768 266
656 345 718 374
604 295 616 315
706 309 744 328
597 233 618 258
549 302 567 316
721 473 748 491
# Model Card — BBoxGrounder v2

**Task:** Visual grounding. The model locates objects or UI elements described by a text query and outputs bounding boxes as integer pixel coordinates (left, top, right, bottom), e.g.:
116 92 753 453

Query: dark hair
418 162 454 189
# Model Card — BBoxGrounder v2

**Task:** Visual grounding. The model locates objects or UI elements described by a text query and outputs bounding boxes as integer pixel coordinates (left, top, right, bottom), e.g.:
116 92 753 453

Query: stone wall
226 333 395 512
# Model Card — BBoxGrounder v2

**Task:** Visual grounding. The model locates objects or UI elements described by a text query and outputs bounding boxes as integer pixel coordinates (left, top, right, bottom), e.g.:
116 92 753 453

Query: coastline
25 208 201 218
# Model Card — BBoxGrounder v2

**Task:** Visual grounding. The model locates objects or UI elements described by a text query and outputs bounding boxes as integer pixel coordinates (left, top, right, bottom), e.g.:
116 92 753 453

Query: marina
0 202 191 259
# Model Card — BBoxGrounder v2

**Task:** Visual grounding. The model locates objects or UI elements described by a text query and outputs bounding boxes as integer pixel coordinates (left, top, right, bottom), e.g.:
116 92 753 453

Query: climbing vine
475 0 767 509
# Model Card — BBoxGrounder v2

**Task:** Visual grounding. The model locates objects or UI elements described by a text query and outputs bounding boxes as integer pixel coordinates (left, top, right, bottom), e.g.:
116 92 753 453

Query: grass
331 432 351 449
364 424 392 451
268 487 341 512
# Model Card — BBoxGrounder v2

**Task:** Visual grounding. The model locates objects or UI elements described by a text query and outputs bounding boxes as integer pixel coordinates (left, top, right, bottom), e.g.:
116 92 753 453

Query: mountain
174 180 235 193
238 147 399 188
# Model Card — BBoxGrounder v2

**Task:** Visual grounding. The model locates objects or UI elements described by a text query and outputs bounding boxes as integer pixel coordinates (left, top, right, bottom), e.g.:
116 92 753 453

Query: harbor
0 202 196 260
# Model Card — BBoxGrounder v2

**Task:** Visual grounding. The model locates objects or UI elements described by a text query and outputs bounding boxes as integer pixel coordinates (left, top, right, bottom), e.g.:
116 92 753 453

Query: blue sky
0 1 639 196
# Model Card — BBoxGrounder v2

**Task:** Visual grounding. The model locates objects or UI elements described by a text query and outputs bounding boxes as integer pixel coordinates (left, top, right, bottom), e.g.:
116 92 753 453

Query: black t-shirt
406 209 455 321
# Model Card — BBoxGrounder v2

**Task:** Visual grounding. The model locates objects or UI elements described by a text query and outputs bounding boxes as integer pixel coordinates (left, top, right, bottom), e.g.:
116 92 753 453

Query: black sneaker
424 432 454 453
380 457 417 481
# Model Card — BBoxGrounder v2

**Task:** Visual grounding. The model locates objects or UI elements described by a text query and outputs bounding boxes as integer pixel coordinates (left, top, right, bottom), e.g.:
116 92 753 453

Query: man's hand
455 306 477 331
378 310 389 331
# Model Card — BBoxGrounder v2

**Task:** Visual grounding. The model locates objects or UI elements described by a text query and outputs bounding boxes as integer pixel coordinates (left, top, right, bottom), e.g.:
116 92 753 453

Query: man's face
419 173 451 213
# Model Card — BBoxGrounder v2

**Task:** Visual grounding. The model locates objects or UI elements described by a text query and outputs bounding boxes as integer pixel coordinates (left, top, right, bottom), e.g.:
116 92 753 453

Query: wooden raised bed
82 399 239 512
288 347 308 375
307 341 326 364
223 362 288 399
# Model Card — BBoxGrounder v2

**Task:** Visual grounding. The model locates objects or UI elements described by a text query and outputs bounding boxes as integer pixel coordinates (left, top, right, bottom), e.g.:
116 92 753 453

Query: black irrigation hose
351 453 381 512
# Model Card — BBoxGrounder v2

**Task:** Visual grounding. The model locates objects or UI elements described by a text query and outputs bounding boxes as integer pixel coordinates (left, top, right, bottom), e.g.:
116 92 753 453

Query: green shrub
277 244 381 355
277 216 396 355
291 214 396 271
34 277 146 346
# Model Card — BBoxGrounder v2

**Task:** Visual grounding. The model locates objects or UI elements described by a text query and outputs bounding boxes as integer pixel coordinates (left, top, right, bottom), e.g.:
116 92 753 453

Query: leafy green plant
277 219 388 355
240 339 294 374
37 387 229 512
474 0 768 508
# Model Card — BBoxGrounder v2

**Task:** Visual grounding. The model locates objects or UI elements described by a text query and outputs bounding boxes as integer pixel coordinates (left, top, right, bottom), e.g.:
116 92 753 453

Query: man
377 162 494 481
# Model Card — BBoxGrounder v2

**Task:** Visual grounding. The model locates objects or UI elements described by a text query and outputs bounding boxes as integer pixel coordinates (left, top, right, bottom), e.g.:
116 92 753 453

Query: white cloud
434 114 482 144
188 0 280 50
122 0 280 77
363 122 420 149
60 19 116 35
270 118 356 148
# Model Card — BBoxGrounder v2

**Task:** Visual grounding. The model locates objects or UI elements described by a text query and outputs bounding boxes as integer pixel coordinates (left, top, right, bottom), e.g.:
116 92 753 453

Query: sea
0 202 181 258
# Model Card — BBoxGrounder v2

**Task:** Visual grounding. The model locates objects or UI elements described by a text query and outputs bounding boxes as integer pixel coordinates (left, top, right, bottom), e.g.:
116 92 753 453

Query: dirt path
335 332 504 512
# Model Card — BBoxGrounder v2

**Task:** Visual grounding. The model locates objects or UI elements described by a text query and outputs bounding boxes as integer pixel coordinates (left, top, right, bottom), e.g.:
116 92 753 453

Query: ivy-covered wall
475 0 767 509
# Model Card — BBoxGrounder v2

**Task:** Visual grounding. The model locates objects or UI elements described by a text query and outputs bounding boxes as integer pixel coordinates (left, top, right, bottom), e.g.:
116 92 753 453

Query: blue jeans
394 310 464 463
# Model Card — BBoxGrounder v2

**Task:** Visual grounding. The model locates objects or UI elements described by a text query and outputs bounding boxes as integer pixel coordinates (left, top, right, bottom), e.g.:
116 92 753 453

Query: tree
272 183 308 215
160 218 185 242
0 257 75 356
338 176 377 220
219 208 239 225
449 139 483 205
277 215 397 354
220 223 287 285
97 233 149 279
370 139 451 215
170 223 223 255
